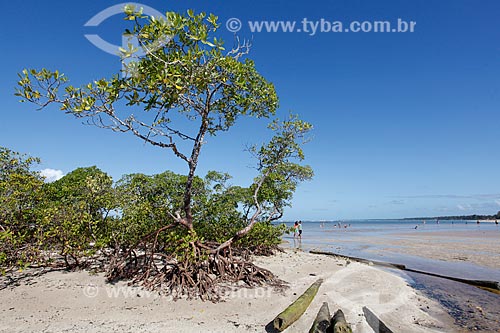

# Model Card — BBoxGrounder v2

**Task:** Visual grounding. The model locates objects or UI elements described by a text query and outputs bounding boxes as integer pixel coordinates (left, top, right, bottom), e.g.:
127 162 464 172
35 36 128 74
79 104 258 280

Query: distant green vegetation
436 213 500 220
404 212 500 221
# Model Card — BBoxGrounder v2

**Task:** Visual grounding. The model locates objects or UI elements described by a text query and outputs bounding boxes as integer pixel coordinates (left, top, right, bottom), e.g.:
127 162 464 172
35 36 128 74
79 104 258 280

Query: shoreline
330 229 500 274
283 224 500 332
0 249 458 332
287 225 500 277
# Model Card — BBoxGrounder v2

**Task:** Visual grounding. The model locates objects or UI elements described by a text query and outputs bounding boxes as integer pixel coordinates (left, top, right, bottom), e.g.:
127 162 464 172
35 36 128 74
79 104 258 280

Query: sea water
280 220 500 331
281 219 500 279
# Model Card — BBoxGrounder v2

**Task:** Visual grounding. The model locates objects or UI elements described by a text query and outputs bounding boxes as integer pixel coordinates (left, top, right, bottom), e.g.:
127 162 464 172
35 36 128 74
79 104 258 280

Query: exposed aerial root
106 240 286 302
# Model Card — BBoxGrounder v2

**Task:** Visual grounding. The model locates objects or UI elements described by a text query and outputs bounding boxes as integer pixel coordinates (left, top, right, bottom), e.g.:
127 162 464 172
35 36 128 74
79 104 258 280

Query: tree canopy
16 8 279 232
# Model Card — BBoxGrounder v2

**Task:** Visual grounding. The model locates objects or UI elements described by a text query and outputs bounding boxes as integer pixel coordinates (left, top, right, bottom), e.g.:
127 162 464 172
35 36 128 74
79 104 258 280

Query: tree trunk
215 170 270 253
272 278 323 332
182 115 209 230
362 307 393 333
182 161 196 230
309 302 331 333
330 309 352 333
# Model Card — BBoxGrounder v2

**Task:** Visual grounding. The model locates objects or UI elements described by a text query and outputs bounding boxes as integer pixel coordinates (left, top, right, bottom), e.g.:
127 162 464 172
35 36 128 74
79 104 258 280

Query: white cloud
40 168 64 183
495 199 500 207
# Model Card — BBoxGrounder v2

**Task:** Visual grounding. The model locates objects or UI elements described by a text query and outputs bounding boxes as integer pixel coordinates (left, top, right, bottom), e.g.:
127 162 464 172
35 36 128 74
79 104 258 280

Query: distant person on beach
298 221 303 239
293 221 299 238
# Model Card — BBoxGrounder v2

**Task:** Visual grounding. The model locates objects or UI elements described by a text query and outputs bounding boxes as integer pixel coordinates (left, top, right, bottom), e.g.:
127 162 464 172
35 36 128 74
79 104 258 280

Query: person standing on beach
293 221 299 238
298 221 303 239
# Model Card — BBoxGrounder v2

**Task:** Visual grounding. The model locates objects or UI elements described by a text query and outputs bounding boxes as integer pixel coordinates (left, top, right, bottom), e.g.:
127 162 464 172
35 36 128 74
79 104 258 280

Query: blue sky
2 0 500 220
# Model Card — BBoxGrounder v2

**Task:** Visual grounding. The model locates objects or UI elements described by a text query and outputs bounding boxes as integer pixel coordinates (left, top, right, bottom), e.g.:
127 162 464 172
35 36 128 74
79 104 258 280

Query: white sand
0 250 458 332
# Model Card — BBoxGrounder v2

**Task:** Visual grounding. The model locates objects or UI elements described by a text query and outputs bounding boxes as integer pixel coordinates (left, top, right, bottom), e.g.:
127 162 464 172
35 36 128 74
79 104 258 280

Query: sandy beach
0 250 458 333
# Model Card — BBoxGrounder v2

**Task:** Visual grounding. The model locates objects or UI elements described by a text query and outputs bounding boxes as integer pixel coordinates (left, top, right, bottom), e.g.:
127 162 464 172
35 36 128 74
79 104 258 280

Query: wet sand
295 225 500 332
379 229 500 270
306 227 500 278
372 228 500 331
